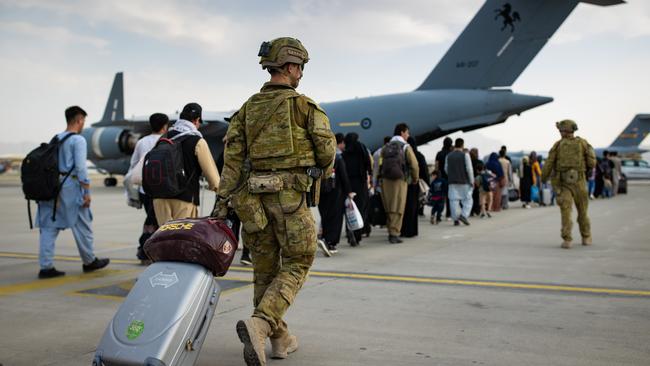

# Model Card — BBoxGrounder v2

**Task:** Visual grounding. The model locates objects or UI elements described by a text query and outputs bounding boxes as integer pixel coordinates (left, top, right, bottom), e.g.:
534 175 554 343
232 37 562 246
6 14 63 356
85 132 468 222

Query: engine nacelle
81 127 139 160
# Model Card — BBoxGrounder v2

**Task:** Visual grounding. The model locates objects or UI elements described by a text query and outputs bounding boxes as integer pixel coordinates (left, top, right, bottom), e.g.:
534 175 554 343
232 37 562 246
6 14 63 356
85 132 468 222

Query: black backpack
142 135 192 198
380 141 406 179
21 133 76 228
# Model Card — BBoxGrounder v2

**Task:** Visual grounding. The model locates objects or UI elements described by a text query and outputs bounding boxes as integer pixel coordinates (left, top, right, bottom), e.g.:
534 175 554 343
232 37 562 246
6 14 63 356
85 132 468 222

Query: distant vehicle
621 160 650 180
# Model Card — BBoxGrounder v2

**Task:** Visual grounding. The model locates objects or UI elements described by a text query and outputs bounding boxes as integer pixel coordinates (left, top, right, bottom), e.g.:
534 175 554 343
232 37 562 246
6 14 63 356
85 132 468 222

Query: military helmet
556 119 578 132
258 37 309 70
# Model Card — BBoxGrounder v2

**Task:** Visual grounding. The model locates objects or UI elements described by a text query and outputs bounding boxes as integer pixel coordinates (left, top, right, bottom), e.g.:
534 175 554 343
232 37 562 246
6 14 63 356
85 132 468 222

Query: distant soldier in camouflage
214 37 335 366
542 119 596 249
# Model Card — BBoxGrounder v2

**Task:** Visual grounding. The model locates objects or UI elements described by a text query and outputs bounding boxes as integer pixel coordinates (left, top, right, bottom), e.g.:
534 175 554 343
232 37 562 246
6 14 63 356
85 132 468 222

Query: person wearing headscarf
469 148 482 216
342 132 372 244
498 149 513 210
435 137 453 219
519 156 533 208
401 137 426 237
530 151 543 205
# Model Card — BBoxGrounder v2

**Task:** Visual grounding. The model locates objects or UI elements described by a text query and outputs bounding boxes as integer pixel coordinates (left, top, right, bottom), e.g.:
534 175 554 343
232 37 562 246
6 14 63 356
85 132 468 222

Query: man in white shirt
127 113 168 262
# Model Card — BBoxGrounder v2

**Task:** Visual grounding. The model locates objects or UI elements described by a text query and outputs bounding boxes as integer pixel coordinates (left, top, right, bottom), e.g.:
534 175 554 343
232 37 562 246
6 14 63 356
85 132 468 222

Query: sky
1 0 649 161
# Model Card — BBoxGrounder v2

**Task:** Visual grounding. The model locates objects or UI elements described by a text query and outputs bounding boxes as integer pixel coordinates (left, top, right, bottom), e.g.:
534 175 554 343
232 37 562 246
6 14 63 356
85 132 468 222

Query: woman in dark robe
342 133 372 244
469 148 481 216
401 137 423 237
415 142 430 216
519 156 533 208
594 157 604 198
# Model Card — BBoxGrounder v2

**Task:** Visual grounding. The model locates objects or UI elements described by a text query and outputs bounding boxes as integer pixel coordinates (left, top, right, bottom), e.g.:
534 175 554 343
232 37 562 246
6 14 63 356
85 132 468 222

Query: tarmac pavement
0 175 649 366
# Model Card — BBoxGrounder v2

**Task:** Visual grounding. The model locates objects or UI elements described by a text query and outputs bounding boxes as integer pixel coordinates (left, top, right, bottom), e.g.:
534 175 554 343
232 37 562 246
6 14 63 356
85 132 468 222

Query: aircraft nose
508 93 553 114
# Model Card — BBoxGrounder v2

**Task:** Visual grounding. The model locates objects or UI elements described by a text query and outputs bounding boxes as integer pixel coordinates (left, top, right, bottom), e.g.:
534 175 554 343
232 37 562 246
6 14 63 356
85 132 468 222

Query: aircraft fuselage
324 89 552 151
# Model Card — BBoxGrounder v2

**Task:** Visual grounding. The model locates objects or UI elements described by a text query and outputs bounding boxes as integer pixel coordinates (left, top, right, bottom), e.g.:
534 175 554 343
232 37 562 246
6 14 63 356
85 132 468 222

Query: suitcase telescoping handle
185 283 219 352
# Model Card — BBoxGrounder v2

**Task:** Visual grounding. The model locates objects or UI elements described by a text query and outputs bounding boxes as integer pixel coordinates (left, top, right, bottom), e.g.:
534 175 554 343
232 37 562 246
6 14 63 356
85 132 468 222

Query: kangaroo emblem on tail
494 3 521 33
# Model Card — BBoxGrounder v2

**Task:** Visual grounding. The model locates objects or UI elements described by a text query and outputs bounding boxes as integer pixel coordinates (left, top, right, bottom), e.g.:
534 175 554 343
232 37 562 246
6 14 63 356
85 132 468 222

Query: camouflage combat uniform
542 120 596 247
219 82 336 335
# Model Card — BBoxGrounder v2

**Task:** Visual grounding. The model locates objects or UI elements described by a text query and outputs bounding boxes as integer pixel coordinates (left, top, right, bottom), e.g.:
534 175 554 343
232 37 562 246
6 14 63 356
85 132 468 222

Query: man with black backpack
27 106 109 279
126 113 169 263
379 123 419 244
145 103 220 225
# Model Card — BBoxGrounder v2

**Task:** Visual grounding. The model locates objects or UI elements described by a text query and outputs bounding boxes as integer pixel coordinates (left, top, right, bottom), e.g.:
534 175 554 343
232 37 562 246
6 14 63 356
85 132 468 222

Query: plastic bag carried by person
531 185 540 202
124 156 145 208
344 197 364 231
125 156 144 185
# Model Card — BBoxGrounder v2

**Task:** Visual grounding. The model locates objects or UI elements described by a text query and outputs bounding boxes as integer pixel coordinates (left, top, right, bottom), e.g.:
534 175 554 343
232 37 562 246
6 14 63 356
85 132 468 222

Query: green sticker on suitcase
126 320 144 340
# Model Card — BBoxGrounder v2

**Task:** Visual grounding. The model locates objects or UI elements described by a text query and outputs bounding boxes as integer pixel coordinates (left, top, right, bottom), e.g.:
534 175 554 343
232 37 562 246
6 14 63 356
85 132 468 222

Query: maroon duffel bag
143 217 238 276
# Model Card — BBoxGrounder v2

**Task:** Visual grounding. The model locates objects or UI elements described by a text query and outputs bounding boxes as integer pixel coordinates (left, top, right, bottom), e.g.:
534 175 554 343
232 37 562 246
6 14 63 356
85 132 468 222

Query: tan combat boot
236 317 272 366
561 240 571 249
582 237 592 246
271 332 298 359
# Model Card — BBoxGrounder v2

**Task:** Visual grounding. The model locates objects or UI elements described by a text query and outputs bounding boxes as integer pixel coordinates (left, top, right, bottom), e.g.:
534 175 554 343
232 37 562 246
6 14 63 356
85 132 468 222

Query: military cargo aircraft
80 0 624 186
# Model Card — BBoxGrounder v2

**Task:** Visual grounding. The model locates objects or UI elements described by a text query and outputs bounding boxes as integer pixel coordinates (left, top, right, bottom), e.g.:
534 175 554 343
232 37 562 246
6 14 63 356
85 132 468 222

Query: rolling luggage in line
542 187 552 206
93 218 237 366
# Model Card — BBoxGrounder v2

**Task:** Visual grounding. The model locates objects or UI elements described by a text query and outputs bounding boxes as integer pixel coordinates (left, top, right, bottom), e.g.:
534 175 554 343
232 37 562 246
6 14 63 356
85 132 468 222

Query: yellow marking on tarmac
338 122 360 127
0 251 139 265
67 285 252 302
2 251 649 297
306 271 650 297
0 269 133 296
68 276 253 302
68 291 128 302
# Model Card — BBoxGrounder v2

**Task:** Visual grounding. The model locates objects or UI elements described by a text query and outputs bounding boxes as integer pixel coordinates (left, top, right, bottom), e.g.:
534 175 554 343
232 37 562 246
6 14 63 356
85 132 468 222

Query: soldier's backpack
142 135 192 199
21 132 77 228
380 141 407 179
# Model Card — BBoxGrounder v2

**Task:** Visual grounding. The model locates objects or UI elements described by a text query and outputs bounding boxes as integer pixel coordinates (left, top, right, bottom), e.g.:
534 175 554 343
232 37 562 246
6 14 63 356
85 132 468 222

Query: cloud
552 1 650 44
0 21 109 49
3 0 234 51
1 0 476 55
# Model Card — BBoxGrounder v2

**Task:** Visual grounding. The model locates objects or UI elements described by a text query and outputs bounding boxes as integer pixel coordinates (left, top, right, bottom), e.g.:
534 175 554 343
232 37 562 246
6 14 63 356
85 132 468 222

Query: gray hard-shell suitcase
93 261 220 366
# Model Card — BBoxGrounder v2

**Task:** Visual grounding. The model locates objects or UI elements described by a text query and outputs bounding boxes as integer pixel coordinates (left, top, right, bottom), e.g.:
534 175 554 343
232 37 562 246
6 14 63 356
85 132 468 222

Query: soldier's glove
211 195 230 220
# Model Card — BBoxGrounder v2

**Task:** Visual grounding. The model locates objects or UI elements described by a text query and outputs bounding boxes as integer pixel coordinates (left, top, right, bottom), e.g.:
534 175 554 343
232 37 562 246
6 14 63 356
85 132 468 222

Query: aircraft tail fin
609 114 650 148
417 0 624 90
101 72 124 122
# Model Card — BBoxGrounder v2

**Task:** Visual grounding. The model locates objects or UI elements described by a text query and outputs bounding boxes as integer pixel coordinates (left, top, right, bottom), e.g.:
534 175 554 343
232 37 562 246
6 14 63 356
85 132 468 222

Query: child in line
427 170 447 225
476 161 495 218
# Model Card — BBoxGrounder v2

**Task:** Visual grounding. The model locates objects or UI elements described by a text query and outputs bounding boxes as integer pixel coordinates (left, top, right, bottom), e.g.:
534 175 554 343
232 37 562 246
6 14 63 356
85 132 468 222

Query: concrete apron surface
0 181 649 366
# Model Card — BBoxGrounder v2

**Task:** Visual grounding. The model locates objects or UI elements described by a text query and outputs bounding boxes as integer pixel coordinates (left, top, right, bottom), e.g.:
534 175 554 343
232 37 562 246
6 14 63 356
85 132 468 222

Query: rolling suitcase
93 262 220 366
542 187 552 206
93 218 238 366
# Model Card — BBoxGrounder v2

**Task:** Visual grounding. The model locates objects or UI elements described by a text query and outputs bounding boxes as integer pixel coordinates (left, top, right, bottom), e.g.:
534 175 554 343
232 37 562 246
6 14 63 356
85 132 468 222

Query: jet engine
81 127 139 161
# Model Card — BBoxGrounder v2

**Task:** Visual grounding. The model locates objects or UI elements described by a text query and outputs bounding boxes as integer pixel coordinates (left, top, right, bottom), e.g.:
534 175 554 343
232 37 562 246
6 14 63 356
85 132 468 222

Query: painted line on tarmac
67 276 252 301
0 251 137 265
306 271 650 297
2 251 650 297
0 269 134 296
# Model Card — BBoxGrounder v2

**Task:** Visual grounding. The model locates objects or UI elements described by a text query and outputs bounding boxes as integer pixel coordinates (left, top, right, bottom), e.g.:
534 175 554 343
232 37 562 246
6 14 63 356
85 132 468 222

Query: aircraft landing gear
104 177 118 187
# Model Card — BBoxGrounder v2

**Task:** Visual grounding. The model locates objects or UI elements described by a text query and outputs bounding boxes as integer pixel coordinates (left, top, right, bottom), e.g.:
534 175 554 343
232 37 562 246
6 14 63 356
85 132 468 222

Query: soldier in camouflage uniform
542 119 596 249
214 37 335 366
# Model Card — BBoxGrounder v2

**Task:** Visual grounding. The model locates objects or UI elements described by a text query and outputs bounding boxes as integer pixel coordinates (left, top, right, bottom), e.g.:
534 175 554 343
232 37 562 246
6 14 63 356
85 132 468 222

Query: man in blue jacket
37 106 109 278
